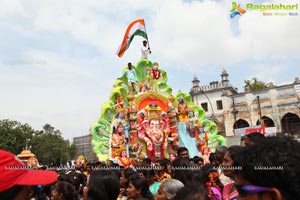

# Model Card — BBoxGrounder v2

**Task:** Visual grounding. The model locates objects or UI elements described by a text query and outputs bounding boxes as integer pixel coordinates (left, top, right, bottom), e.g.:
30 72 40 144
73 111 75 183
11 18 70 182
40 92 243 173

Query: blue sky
1 0 299 141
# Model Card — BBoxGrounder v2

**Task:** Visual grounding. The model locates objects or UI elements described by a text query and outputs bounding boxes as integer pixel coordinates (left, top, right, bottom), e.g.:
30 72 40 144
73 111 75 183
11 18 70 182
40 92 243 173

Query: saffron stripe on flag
116 19 148 57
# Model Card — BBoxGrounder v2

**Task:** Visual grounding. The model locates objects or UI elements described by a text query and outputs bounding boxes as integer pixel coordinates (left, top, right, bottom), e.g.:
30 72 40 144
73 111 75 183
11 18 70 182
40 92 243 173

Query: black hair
193 156 204 164
171 158 195 186
142 158 151 165
156 159 168 171
57 172 69 182
245 132 265 144
201 164 216 182
123 167 137 180
128 176 154 200
53 181 76 200
88 170 120 200
208 153 218 164
215 146 228 156
120 168 139 197
142 169 155 177
66 171 86 192
173 185 209 200
234 136 300 200
226 145 243 167
201 164 223 192
177 147 188 156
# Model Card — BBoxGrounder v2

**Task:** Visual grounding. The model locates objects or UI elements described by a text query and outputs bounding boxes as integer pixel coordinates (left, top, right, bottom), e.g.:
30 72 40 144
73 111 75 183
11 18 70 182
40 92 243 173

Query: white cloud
245 64 286 84
0 0 27 18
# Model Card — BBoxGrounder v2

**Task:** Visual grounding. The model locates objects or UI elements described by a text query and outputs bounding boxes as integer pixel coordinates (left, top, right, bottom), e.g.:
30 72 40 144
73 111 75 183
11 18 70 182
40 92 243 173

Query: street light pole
200 90 216 121
257 96 262 125
232 97 238 130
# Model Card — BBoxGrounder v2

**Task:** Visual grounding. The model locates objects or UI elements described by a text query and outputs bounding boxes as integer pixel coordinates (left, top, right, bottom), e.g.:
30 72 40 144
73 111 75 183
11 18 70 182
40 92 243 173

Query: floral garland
205 171 221 195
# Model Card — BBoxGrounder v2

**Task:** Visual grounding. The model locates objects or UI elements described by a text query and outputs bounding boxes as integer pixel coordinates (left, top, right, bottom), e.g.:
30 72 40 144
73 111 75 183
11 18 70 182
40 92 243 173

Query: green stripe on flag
126 29 148 50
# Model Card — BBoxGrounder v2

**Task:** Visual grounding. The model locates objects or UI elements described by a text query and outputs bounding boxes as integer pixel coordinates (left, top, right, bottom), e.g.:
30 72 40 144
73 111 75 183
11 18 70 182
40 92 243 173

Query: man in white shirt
141 40 151 59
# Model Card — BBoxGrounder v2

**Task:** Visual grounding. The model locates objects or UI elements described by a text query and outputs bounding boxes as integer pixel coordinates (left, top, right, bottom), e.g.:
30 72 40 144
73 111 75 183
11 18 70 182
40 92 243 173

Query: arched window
256 116 275 127
281 113 300 136
233 119 250 129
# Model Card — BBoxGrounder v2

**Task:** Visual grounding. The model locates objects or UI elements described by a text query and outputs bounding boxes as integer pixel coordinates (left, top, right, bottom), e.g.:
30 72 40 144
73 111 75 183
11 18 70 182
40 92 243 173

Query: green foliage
0 120 75 165
0 119 35 154
244 77 267 92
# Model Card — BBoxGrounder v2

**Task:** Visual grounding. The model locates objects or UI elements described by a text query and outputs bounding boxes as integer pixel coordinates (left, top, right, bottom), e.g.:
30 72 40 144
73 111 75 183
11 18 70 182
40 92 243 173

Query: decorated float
91 59 226 166
17 148 39 168
91 19 225 167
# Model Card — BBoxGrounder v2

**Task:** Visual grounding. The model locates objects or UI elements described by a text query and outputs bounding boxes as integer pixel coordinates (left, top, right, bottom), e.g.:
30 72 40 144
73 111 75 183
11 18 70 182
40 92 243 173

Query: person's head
221 145 243 178
193 156 204 168
244 132 265 146
128 62 132 70
81 186 88 199
86 163 92 173
127 176 154 200
201 164 223 193
171 158 194 186
131 159 139 167
155 159 168 173
142 158 151 167
0 150 57 200
106 160 114 167
173 185 209 200
177 147 189 160
208 153 219 167
120 168 137 187
154 179 184 200
234 136 300 200
215 145 228 164
51 181 76 200
142 169 156 186
88 170 120 200
65 171 85 194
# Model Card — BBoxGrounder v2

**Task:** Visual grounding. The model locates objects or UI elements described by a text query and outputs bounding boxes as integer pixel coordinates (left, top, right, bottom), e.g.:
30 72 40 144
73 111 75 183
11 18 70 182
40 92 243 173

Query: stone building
190 69 238 136
190 70 300 140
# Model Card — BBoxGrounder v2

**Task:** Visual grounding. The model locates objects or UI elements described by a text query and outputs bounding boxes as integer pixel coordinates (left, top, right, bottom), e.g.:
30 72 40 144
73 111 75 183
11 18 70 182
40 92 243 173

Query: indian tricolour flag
116 19 148 57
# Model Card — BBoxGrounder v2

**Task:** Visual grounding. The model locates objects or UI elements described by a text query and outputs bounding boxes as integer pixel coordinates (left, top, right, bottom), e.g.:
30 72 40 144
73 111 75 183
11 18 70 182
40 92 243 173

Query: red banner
245 128 265 135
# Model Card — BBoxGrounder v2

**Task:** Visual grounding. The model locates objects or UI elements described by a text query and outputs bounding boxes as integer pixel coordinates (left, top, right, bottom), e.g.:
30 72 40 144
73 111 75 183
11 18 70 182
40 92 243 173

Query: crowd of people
1 132 300 200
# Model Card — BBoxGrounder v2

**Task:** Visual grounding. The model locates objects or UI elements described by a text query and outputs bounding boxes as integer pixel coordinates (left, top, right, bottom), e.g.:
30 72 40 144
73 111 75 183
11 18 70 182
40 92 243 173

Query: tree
31 124 75 166
244 77 267 92
0 120 76 166
0 119 36 154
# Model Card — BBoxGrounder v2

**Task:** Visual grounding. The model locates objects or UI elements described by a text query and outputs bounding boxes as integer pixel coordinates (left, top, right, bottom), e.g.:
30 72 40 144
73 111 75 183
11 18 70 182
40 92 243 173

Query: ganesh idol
137 102 169 160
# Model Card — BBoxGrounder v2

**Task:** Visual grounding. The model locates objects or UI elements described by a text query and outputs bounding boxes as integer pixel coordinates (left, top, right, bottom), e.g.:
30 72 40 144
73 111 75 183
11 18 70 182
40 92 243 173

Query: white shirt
141 45 150 59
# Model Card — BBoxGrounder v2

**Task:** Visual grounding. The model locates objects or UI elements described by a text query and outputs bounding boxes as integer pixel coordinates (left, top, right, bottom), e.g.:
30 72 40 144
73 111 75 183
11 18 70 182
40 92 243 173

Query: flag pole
143 19 151 51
